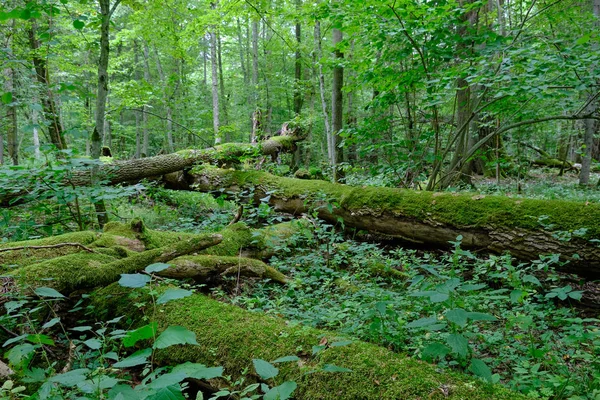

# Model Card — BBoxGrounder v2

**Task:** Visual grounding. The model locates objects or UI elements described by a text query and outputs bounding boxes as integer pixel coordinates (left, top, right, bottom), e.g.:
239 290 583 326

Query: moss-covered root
199 220 309 259
159 255 287 284
99 290 523 400
0 231 98 272
14 234 222 293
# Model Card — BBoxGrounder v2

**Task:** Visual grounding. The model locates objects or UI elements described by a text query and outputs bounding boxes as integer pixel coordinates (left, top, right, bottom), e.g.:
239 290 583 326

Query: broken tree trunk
0 126 305 207
188 167 600 277
95 284 524 400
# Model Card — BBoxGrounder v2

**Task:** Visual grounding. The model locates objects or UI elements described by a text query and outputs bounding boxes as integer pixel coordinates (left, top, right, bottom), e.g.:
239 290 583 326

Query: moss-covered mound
95 287 524 400
0 231 98 272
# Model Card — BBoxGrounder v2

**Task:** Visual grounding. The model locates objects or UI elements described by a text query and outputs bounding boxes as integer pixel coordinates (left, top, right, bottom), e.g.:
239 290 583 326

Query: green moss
102 219 199 250
198 223 255 257
97 291 523 399
13 253 117 292
0 231 98 272
164 255 287 283
192 167 600 239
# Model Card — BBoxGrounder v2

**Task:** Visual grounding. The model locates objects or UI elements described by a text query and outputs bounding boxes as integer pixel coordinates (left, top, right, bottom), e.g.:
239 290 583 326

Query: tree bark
190 168 600 277
28 23 67 151
314 21 332 167
331 28 344 182
211 29 221 145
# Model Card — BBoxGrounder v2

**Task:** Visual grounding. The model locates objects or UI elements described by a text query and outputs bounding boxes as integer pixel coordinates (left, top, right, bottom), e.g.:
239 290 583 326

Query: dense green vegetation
2 0 600 398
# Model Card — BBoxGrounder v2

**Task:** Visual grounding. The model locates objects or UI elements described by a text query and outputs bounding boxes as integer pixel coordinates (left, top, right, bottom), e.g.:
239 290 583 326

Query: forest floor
2 168 599 399
102 168 599 400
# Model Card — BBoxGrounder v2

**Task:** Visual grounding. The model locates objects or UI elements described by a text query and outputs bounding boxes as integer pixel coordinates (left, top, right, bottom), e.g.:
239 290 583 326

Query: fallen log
11 233 222 293
0 123 305 207
158 255 288 284
95 285 524 400
189 167 600 277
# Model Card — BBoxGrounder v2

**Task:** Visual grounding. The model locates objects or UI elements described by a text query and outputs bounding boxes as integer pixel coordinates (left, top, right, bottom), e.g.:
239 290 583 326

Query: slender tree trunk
92 0 120 227
293 0 303 116
237 18 248 85
28 23 66 151
217 33 229 141
331 28 344 182
314 21 332 166
142 42 152 156
251 19 260 142
210 30 220 145
4 65 18 165
153 46 175 153
581 0 600 184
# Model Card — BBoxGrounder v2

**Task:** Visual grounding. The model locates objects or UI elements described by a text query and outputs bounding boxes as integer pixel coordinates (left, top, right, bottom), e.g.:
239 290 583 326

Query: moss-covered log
1 126 305 207
11 234 223 293
158 255 287 284
189 167 600 276
96 287 524 400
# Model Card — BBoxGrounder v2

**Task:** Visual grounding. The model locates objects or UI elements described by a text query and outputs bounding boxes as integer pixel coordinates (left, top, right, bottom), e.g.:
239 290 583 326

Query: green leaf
522 274 541 286
157 289 193 305
6 343 36 368
330 340 353 347
321 364 352 372
1 92 13 104
510 289 525 303
467 312 497 322
107 384 141 400
146 372 187 389
171 362 223 380
3 334 28 347
77 375 120 393
118 273 151 288
27 334 54 346
73 19 85 30
83 338 102 350
568 291 583 300
154 326 198 349
145 263 171 273
469 358 493 382
34 287 65 298
445 308 468 327
49 368 90 387
263 381 297 400
113 348 152 368
406 316 438 329
422 342 450 361
576 34 592 45
123 323 157 348
446 334 469 357
272 355 300 363
252 359 279 380
430 293 449 303
146 384 185 400
42 317 61 329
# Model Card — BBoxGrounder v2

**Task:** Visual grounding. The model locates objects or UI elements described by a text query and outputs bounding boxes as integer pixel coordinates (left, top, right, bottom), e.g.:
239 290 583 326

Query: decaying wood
0 124 306 207
188 168 600 277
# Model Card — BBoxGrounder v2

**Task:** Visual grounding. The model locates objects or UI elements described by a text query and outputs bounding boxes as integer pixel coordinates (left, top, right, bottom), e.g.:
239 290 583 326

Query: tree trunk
142 42 152 157
4 63 18 165
331 28 344 182
28 23 67 151
217 33 229 142
153 46 175 153
190 168 600 277
211 28 221 145
314 21 332 168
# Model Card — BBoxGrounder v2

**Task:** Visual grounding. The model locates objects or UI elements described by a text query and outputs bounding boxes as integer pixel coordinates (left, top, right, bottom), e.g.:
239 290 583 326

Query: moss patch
0 231 98 272
98 289 524 399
